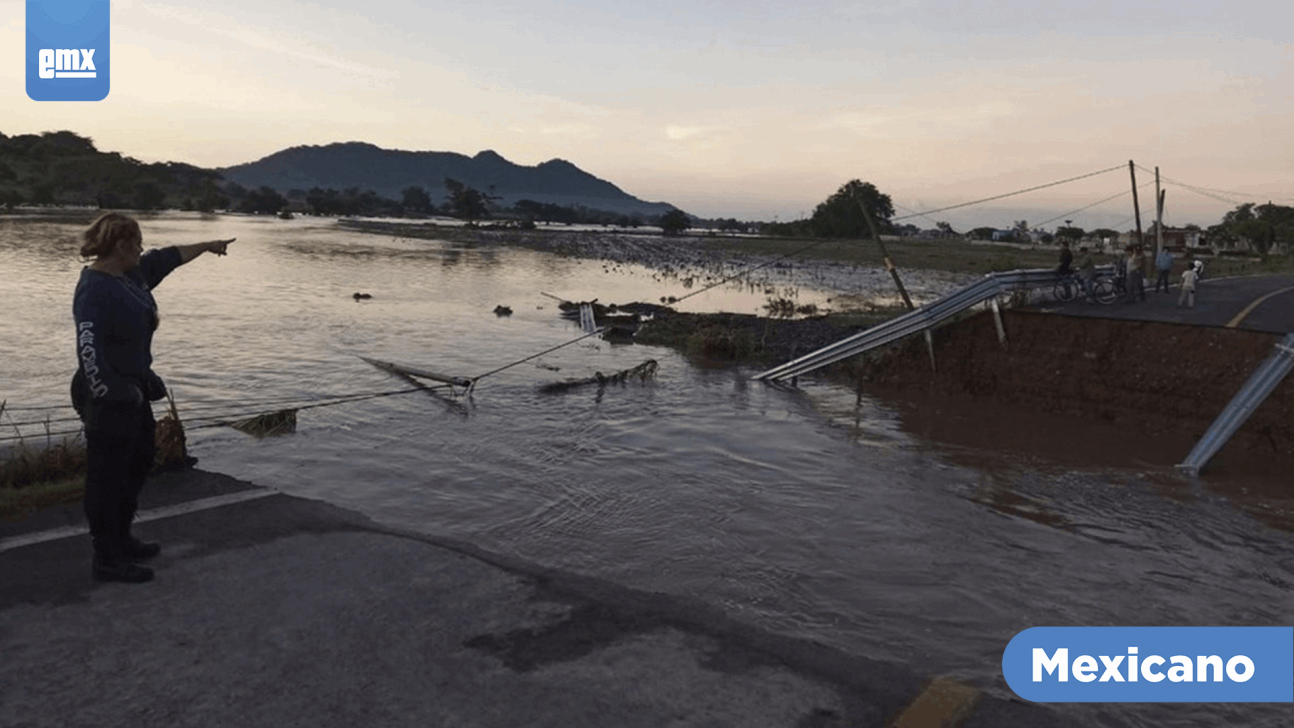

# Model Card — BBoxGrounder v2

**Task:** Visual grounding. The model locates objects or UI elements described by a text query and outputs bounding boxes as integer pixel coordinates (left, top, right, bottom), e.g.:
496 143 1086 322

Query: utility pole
855 189 935 370
856 192 914 310
1129 160 1144 249
1155 166 1165 257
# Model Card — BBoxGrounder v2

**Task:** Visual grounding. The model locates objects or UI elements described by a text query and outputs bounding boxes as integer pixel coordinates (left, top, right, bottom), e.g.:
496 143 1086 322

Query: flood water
3 211 1292 727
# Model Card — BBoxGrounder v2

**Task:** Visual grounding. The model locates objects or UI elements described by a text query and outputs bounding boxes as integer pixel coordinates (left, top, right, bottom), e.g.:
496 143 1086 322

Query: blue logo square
26 0 110 101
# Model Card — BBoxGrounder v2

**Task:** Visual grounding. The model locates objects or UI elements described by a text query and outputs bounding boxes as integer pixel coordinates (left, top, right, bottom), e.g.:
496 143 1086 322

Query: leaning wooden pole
855 190 935 370
1129 160 1144 249
856 193 914 310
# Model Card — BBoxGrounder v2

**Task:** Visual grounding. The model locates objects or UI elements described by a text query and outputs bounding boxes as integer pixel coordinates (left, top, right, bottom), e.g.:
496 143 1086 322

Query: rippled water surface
4 212 1292 727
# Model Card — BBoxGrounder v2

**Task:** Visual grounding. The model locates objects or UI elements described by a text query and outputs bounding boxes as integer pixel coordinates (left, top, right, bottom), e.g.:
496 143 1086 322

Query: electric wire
1033 183 1152 229
1134 165 1294 206
890 164 1126 222
0 386 440 443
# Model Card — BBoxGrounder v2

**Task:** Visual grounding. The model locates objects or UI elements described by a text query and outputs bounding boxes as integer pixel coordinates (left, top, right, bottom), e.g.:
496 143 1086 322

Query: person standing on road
1154 247 1175 293
1125 245 1146 303
1179 264 1199 308
72 213 235 583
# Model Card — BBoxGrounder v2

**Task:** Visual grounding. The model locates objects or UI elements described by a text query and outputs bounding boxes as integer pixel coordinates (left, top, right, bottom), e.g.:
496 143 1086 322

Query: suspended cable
669 238 834 305
471 328 610 382
0 386 437 430
891 203 946 229
1133 165 1294 206
1033 183 1151 228
890 164 1126 222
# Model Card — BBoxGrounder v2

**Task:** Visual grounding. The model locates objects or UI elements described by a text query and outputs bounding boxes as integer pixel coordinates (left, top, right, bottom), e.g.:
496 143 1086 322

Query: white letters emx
38 49 97 79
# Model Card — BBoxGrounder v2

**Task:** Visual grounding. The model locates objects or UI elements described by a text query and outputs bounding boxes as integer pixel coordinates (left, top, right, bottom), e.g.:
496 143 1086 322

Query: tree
131 180 166 210
1091 228 1120 241
936 221 955 236
1208 202 1294 255
1055 225 1085 242
808 180 895 238
401 185 433 215
443 178 491 222
659 208 690 236
969 226 997 241
237 185 287 214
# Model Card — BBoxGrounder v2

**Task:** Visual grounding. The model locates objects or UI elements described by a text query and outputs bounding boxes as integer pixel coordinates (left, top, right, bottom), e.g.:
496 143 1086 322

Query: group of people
1057 240 1204 307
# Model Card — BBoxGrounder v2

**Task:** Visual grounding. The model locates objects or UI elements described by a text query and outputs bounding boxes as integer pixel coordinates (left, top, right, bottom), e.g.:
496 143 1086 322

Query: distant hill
217 142 678 217
0 130 226 210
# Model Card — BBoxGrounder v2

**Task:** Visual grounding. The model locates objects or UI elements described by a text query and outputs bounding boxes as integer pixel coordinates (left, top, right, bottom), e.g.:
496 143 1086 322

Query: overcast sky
6 0 1292 228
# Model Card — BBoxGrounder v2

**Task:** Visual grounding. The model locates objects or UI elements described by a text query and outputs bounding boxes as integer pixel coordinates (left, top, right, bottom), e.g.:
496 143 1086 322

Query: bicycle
1053 272 1117 305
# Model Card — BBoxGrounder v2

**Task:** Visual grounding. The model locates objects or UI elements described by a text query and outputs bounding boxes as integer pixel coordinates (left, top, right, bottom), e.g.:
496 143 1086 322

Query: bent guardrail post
754 269 1063 382
579 303 598 333
1177 332 1294 476
754 266 1113 383
990 297 1007 347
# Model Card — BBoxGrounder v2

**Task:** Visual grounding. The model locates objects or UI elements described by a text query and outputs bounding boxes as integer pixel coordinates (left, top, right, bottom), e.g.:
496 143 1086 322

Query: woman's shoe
92 556 154 583
121 537 161 561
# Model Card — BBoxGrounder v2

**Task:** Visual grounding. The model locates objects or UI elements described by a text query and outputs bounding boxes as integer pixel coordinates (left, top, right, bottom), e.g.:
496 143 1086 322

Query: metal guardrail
1177 332 1294 476
754 267 1081 382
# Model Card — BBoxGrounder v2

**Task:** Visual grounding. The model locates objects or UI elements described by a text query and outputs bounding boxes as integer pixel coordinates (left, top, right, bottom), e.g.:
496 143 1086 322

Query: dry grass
1 402 89 518
0 476 85 521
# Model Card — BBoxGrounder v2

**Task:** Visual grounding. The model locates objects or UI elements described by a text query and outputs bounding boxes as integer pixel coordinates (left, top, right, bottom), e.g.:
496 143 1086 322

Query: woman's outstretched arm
174 238 235 264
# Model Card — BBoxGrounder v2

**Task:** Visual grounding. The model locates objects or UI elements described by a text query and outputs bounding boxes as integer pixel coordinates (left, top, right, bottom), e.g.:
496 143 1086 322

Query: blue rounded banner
26 0 111 101
1003 627 1293 702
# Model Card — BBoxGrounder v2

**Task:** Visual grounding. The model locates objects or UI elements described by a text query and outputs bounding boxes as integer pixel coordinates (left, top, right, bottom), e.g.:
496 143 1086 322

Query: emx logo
27 0 110 101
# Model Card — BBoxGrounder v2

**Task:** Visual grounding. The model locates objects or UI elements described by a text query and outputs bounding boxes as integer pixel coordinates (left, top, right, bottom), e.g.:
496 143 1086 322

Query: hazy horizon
8 0 1292 229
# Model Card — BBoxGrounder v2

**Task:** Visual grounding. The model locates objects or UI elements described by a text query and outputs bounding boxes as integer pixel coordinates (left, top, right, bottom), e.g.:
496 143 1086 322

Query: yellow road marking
892 676 982 728
1226 285 1294 328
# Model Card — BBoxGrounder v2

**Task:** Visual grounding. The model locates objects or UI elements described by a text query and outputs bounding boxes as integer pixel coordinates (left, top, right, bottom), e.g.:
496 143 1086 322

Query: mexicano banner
1003 627 1293 702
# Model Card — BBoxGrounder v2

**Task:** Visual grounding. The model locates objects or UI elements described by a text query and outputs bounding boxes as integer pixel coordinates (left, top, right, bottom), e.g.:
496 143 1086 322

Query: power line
1134 165 1294 206
1033 181 1154 229
1034 189 1128 228
890 164 1126 222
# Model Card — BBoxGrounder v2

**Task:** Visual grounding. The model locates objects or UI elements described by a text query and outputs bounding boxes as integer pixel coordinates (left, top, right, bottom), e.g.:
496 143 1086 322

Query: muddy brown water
3 212 1292 727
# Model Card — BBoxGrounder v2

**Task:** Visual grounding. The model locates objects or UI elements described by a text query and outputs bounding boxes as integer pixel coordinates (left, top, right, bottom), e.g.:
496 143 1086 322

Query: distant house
1145 223 1206 248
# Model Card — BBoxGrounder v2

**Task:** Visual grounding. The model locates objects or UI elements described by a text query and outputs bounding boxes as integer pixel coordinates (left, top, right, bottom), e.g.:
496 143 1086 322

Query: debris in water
539 360 659 393
227 409 298 437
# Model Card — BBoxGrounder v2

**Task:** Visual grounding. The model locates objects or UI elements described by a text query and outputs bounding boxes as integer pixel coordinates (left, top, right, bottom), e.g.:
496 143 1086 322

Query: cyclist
1076 246 1096 301
1056 241 1073 275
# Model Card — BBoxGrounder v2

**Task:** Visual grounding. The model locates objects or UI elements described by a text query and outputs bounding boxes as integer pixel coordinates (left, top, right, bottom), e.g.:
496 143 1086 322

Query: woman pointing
72 212 234 583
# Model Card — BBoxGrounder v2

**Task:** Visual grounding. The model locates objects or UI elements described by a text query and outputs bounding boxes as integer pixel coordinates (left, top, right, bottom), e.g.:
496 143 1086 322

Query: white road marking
0 489 277 553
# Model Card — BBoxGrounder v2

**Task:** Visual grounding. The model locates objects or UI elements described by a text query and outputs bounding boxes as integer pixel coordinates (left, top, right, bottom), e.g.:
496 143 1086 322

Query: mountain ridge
218 142 678 217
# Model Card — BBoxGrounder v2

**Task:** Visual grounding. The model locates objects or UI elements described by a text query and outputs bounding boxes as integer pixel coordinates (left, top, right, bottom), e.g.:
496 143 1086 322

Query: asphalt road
0 470 1077 728
1043 273 1294 333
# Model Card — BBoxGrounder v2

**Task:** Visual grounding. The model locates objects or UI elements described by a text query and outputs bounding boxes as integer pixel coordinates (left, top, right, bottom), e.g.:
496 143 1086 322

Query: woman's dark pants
83 401 156 559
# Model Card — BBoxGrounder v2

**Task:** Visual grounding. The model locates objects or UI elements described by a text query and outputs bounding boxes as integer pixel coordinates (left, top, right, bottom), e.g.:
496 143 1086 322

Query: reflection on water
4 211 1293 727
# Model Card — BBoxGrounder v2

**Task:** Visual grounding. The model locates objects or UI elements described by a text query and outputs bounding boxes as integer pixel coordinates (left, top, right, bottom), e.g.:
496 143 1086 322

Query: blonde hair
81 212 141 259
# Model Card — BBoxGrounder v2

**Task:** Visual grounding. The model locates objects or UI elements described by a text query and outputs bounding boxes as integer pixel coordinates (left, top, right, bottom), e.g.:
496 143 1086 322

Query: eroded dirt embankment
862 310 1294 466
